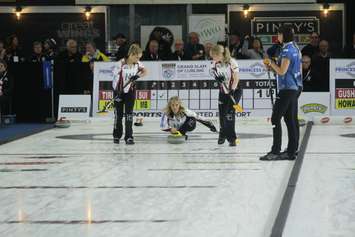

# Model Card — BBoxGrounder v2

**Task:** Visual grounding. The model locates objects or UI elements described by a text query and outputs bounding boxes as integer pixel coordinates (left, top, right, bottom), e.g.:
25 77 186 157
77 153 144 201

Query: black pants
113 91 135 140
271 89 298 155
293 88 302 151
218 89 242 142
178 117 196 135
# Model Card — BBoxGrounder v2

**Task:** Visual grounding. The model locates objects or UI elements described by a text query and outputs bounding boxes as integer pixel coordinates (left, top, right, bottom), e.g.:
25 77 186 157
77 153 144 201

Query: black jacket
56 50 82 63
170 51 189 61
141 51 161 61
115 42 129 61
342 44 355 58
184 43 205 60
301 44 319 58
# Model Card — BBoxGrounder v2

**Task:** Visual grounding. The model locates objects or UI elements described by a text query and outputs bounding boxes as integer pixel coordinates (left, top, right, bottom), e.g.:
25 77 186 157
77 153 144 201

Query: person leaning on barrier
260 25 302 161
0 59 14 115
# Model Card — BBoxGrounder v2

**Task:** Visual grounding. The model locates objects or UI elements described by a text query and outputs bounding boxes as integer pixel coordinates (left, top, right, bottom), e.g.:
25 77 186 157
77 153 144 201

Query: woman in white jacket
160 96 216 139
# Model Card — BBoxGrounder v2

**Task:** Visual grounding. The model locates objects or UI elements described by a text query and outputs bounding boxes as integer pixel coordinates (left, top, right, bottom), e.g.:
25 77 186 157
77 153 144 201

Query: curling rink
0 118 354 237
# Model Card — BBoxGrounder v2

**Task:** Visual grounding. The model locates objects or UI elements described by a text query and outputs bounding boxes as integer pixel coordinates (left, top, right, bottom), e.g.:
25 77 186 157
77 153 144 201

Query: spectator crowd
1 30 355 121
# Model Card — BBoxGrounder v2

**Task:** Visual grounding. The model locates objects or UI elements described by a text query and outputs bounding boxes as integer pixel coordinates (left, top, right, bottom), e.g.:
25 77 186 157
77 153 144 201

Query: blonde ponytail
210 44 232 64
127 43 143 57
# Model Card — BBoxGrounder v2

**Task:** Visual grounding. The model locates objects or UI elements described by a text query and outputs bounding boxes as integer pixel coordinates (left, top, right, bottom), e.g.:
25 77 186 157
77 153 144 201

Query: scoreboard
94 60 276 117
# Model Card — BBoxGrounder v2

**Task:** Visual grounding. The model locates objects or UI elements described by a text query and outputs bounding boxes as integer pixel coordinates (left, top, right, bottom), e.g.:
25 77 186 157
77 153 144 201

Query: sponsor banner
250 17 319 46
330 59 355 115
58 95 91 120
131 110 254 118
188 15 225 44
336 88 355 99
299 92 330 119
336 99 355 109
228 4 344 52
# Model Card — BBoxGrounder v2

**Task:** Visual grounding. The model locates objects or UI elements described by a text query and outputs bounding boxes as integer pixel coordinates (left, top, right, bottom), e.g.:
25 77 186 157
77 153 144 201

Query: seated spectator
171 39 188 61
0 40 6 60
241 35 266 59
5 34 25 63
57 39 82 63
342 32 355 58
0 59 14 115
301 32 320 58
311 40 331 92
43 38 57 61
267 40 282 60
29 41 45 63
185 32 205 60
229 31 244 59
114 33 129 61
301 55 313 91
204 42 213 60
142 39 160 61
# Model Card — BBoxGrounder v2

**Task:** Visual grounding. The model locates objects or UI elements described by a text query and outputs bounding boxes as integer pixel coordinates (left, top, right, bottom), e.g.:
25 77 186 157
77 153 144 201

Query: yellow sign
336 99 355 109
99 100 114 112
134 100 151 110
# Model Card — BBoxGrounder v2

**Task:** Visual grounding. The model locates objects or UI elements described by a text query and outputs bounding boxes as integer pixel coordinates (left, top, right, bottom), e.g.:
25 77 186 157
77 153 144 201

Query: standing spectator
241 35 266 59
185 32 205 60
311 40 331 92
301 32 320 58
229 32 243 59
56 39 82 63
301 55 313 91
82 41 109 65
29 41 45 63
114 33 129 61
5 34 25 63
342 32 355 58
204 42 213 60
171 39 188 61
81 42 109 94
142 39 160 61
43 38 57 61
0 59 14 115
0 40 6 60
